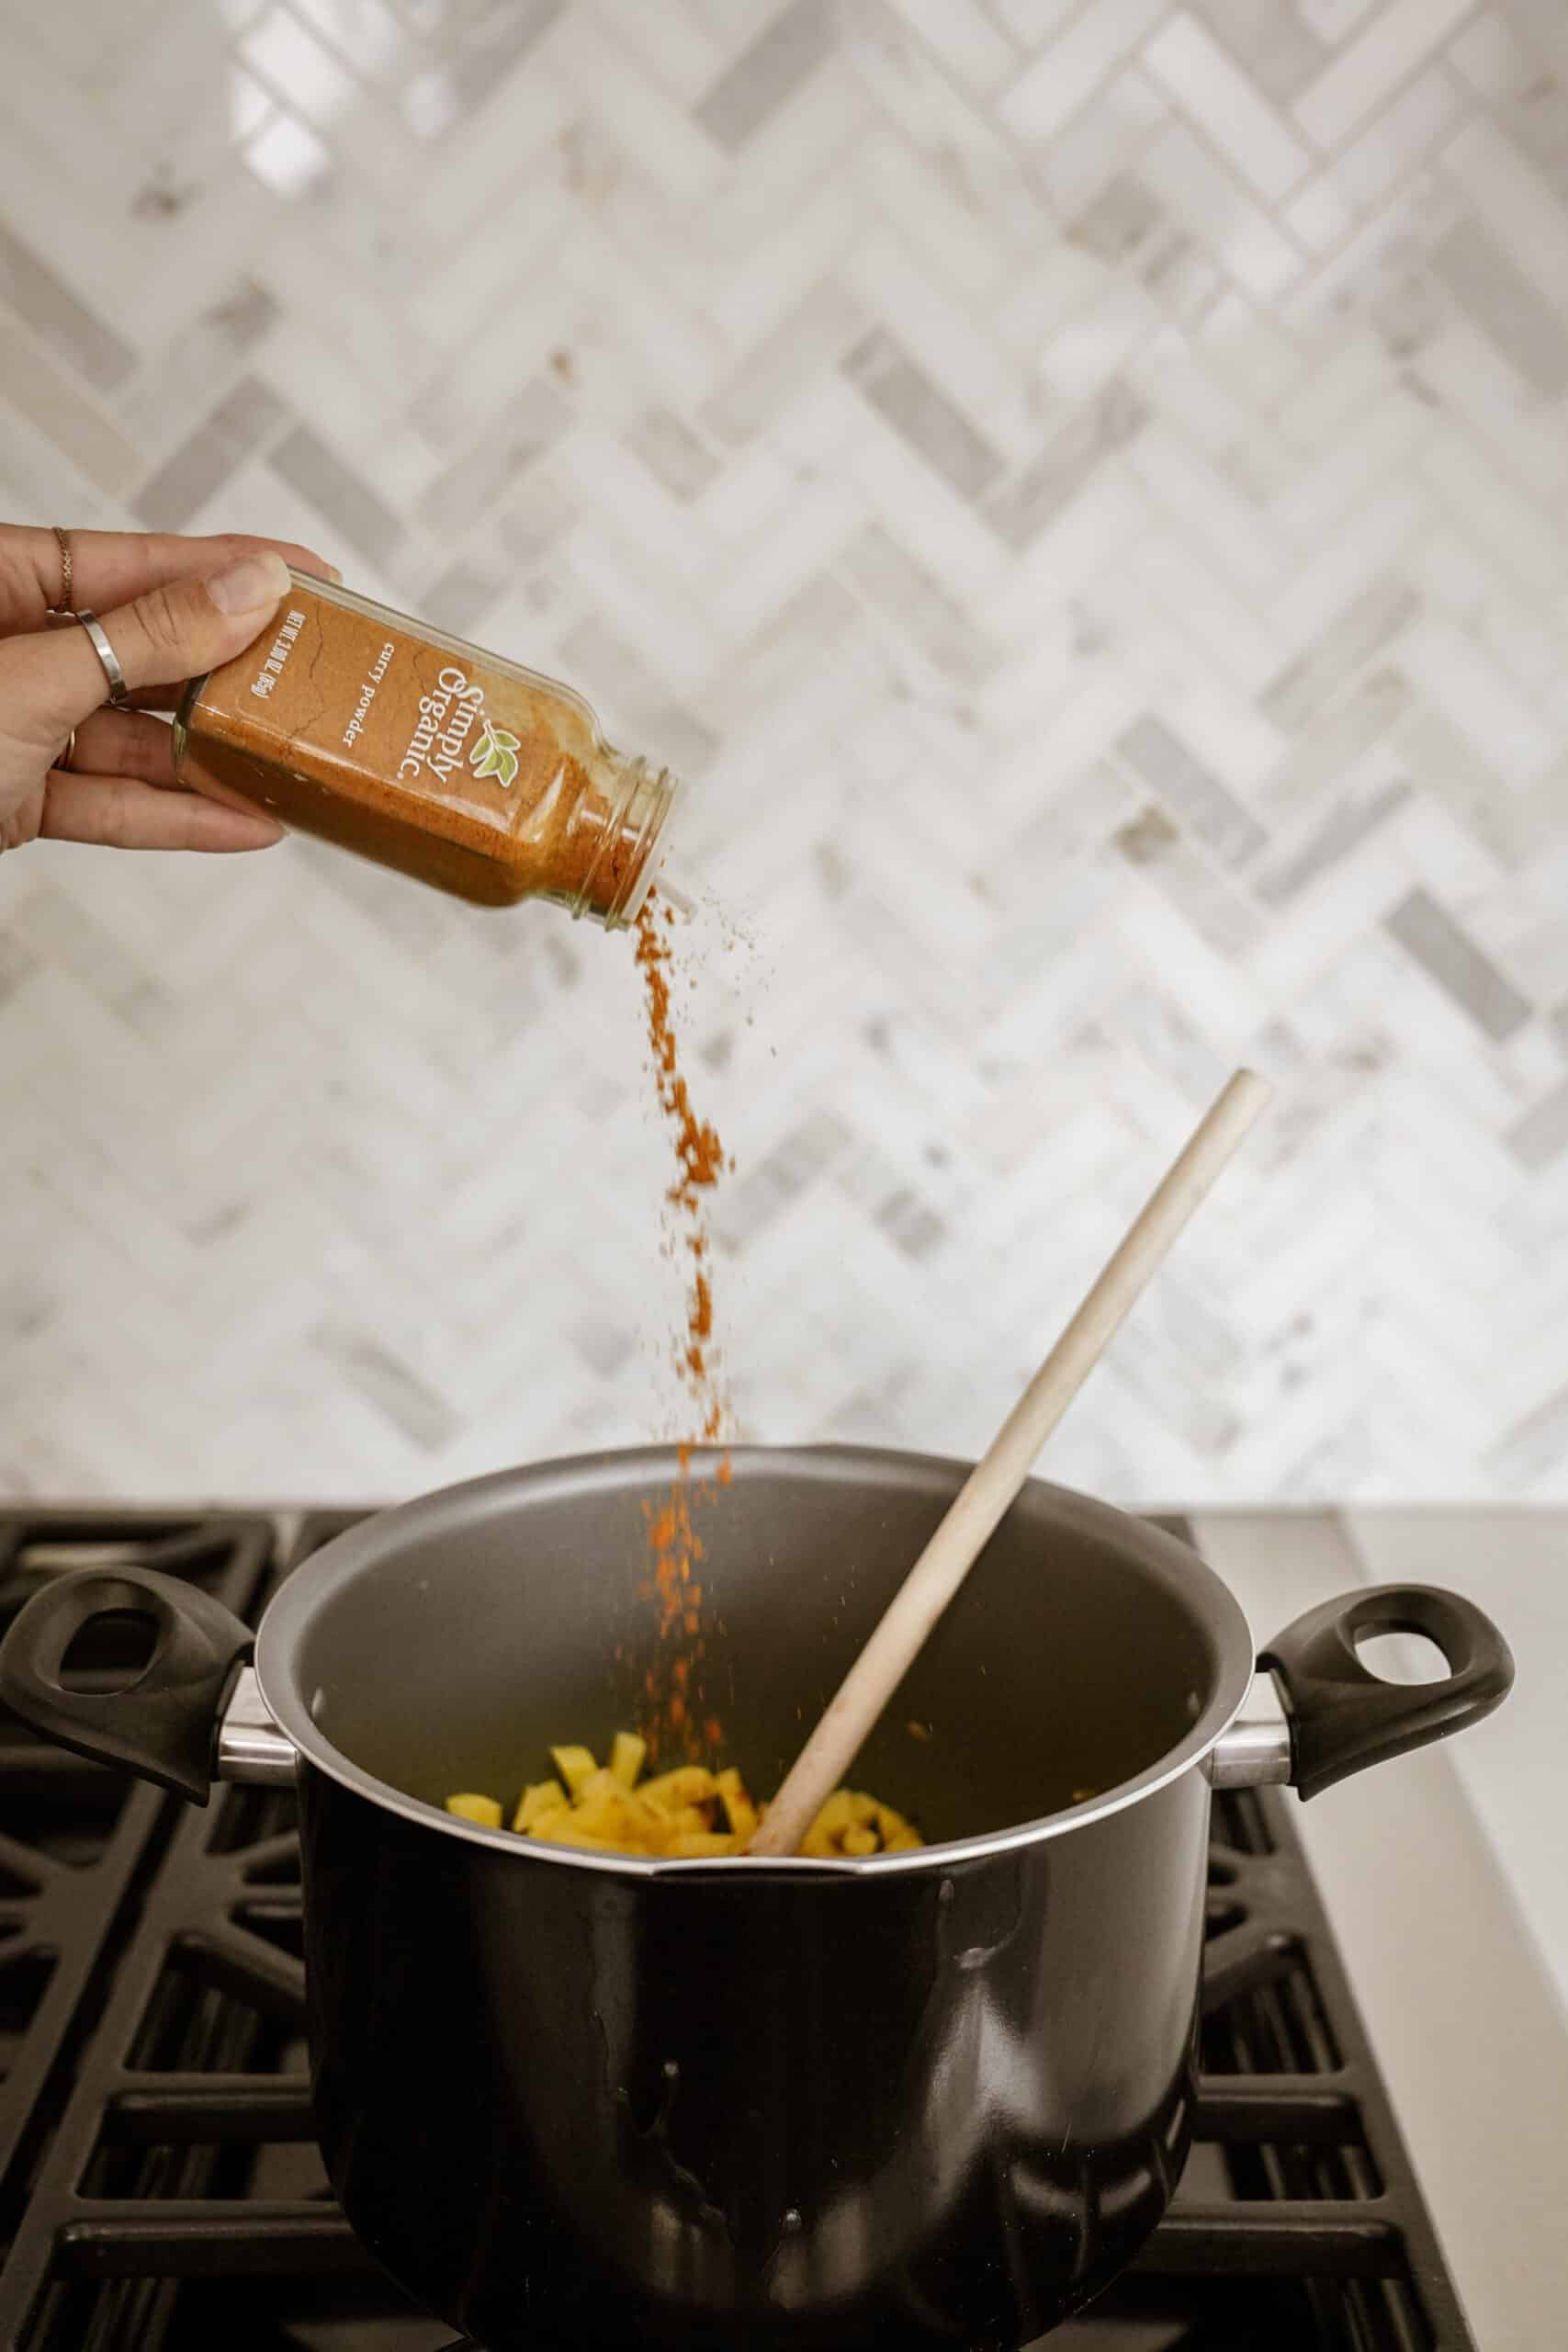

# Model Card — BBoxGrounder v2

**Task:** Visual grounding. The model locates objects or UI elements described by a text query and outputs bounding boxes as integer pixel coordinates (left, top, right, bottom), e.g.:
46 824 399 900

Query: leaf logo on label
469 721 521 788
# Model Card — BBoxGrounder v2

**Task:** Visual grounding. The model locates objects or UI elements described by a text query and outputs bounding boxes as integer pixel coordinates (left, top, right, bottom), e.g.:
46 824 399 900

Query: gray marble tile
873 1186 950 1261
1492 66 1568 209
0 223 137 392
1070 171 1165 265
713 1110 854 1248
696 0 838 151
1384 888 1532 1042
270 422 406 571
844 326 1007 503
448 0 569 114
1394 707 1547 871
1114 804 1261 957
626 403 720 502
1433 214 1568 397
985 379 1147 549
840 521 997 683
702 277 867 447
1192 0 1328 107
311 1324 461 1450
1117 714 1269 868
1255 776 1411 906
570 1316 635 1378
1261 578 1419 734
134 375 291 530
1258 669 1412 819
417 378 570 537
117 278 279 449
419 555 505 637
1506 1075 1568 1171
0 329 140 496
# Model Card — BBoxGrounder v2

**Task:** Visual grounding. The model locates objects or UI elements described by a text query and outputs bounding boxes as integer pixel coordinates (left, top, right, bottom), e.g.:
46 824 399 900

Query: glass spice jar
172 571 683 925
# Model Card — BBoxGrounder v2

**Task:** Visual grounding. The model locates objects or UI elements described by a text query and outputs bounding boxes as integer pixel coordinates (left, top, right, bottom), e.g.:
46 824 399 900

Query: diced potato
450 1739 922 1862
446 1792 502 1828
513 1779 567 1832
526 1805 573 1842
640 1766 717 1812
541 1817 621 1850
550 1745 598 1797
716 1768 757 1841
808 1791 856 1840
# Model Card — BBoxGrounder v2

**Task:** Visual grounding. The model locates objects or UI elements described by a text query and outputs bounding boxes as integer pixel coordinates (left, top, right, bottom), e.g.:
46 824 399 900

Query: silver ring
75 609 130 707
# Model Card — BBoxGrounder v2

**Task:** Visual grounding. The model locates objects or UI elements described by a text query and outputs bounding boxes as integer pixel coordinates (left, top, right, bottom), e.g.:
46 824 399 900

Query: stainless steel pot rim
252 1444 1259 1878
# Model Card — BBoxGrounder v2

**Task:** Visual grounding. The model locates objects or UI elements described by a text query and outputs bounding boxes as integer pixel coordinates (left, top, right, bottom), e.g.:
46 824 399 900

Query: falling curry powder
634 896 733 1760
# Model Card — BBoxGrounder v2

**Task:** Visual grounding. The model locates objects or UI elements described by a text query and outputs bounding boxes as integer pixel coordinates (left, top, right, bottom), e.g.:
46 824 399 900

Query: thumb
43 548 294 730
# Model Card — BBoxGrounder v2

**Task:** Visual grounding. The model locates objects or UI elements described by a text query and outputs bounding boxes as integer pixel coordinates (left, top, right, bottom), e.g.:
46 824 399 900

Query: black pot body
271 1446 1245 2348
303 1755 1210 2348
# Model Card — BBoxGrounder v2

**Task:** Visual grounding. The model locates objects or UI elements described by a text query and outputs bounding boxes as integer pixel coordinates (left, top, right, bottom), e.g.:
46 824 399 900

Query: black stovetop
0 1508 1476 2351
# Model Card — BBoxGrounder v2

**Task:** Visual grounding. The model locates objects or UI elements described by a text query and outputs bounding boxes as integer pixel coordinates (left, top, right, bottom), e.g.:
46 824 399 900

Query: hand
0 523 337 856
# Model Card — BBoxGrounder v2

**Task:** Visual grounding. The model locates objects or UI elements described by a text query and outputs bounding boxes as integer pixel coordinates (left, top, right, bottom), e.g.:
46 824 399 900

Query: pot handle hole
1259 1583 1514 1802
0 1566 254 1804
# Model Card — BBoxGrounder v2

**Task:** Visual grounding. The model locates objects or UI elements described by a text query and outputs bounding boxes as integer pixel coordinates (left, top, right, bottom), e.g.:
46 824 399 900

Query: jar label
196 583 574 834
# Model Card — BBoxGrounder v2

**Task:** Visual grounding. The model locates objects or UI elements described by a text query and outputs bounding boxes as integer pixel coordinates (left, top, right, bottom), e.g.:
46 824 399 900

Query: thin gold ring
59 729 76 773
51 525 73 616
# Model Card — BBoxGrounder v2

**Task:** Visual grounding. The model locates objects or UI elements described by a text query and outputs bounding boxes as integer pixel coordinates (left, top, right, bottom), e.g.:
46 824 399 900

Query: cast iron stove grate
0 1510 1475 2350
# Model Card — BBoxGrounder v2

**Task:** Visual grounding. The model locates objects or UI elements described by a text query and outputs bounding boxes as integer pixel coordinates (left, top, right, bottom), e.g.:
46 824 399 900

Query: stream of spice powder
633 896 733 1761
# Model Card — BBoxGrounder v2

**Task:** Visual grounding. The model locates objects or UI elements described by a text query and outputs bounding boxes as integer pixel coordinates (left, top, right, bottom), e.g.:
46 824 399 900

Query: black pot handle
0 1566 254 1804
1260 1583 1514 1801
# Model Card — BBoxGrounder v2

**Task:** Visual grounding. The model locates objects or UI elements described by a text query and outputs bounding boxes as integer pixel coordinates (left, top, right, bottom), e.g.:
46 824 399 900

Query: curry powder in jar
173 571 683 925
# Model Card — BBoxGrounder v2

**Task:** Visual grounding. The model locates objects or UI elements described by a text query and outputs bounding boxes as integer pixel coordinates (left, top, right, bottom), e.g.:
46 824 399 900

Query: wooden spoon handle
749 1069 1271 1858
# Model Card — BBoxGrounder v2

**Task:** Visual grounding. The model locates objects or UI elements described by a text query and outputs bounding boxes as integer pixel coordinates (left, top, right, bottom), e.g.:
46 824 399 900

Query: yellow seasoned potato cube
455 1744 921 1862
525 1806 573 1842
640 1766 717 1812
513 1779 567 1832
809 1791 856 1841
445 1792 502 1828
550 1745 598 1797
542 1818 620 1850
571 1796 631 1843
716 1768 757 1841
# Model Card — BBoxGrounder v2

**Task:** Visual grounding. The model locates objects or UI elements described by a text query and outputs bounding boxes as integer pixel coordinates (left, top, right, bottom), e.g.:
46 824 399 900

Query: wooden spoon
748 1068 1271 1858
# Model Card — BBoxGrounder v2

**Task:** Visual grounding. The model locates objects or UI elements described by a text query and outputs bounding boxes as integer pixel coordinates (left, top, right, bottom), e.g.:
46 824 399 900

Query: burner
0 1511 1475 2349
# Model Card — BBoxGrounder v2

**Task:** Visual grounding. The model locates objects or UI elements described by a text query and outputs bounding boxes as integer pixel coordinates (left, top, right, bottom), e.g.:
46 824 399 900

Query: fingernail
326 564 344 584
208 548 291 616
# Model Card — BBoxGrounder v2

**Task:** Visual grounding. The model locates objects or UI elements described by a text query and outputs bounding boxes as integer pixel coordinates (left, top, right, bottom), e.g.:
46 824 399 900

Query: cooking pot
0 1446 1512 2348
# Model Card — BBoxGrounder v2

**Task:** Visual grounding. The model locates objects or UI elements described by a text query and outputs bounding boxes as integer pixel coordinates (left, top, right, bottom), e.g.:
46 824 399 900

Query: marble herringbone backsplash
2 0 1566 1503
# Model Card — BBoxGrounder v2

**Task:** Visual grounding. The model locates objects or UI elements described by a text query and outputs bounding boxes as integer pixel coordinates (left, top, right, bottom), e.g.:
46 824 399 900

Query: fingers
39 769 284 853
71 707 180 786
20 548 297 740
0 525 337 635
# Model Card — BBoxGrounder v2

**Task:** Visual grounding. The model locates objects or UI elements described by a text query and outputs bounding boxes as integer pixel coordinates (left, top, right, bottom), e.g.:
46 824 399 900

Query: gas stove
0 1509 1480 2349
